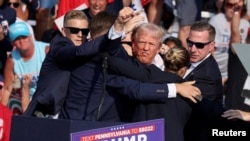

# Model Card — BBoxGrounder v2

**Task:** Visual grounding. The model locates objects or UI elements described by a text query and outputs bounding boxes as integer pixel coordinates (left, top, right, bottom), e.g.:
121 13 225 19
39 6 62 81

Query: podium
11 116 165 141
10 116 124 141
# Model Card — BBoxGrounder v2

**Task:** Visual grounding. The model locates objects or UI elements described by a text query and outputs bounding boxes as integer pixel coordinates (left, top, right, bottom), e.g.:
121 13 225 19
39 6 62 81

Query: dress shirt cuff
108 25 125 40
167 83 176 98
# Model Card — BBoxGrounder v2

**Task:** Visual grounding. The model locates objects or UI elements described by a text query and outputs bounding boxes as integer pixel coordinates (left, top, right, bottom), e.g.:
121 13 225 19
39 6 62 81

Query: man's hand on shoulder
175 81 202 103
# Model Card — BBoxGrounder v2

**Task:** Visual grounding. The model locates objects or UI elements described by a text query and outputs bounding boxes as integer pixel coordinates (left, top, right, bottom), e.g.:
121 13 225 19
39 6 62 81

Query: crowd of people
0 0 250 141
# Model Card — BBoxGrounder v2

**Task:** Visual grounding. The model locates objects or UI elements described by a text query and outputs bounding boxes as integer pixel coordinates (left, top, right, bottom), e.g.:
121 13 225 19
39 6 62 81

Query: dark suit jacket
108 56 192 141
23 33 115 116
0 6 16 75
184 55 225 141
185 55 223 104
108 56 184 83
58 45 172 121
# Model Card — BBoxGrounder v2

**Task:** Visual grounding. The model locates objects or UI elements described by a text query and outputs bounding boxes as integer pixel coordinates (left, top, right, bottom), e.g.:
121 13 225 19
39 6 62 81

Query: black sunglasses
8 2 20 8
186 38 213 49
64 27 89 35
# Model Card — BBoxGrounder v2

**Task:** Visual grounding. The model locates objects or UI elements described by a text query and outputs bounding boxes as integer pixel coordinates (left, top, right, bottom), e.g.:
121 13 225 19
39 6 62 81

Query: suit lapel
184 56 213 80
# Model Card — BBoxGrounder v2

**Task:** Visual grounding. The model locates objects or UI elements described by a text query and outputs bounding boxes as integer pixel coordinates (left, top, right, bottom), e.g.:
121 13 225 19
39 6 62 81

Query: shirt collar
191 53 211 68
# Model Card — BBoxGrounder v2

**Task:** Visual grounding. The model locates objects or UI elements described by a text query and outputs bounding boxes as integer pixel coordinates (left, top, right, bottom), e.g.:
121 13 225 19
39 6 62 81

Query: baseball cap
9 22 30 41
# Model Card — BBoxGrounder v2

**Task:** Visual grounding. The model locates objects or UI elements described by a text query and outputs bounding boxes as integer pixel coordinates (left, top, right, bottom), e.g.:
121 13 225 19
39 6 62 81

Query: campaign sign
71 118 164 141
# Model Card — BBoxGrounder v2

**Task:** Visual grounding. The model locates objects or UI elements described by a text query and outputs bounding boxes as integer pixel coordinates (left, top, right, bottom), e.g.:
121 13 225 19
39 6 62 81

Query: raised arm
123 0 132 7
1 57 15 106
21 74 32 112
52 7 138 65
229 8 241 54
50 34 104 62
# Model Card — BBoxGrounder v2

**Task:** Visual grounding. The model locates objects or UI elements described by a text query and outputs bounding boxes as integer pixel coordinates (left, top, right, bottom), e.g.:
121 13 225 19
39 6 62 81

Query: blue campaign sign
71 118 165 141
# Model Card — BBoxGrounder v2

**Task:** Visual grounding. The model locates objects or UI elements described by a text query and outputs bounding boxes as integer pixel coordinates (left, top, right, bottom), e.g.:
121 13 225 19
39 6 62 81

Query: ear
209 41 215 52
178 67 188 77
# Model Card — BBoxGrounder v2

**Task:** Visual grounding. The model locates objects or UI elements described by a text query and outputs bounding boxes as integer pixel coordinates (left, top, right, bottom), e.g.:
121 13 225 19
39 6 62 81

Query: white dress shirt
183 54 212 79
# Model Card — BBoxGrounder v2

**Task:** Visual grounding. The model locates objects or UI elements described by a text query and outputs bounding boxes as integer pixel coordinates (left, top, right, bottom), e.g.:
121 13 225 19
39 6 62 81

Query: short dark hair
190 21 216 41
89 11 116 39
163 36 182 47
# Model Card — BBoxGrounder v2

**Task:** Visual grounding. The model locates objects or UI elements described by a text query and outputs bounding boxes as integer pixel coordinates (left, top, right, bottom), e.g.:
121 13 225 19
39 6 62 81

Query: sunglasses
64 27 89 35
8 2 20 8
186 38 213 49
225 2 242 10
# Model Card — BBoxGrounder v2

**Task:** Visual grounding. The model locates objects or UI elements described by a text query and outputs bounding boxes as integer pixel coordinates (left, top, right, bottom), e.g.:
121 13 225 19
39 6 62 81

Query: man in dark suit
59 7 201 122
23 10 122 117
183 21 223 104
107 21 224 141
183 21 224 141
106 23 203 141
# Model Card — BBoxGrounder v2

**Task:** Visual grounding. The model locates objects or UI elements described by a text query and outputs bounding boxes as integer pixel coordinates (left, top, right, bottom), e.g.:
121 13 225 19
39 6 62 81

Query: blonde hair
63 10 88 26
163 47 190 73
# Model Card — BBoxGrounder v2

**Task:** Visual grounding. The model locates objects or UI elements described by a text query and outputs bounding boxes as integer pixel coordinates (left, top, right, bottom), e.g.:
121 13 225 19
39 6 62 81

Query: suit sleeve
108 56 184 83
51 34 121 65
0 37 13 52
106 74 169 102
186 57 223 103
108 56 153 82
192 74 223 102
